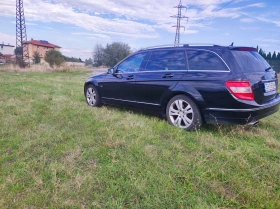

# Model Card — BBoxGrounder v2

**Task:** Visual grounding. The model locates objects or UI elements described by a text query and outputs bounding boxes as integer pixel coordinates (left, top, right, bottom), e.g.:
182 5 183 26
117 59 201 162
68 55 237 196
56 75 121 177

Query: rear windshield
231 51 270 73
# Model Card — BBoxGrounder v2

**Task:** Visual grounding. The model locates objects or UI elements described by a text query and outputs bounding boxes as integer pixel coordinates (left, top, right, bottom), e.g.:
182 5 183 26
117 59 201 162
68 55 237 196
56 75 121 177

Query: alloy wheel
86 87 97 106
168 99 194 129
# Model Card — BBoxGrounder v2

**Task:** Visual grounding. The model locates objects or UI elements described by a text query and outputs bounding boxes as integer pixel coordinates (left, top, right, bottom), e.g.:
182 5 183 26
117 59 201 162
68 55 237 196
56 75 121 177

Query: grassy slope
0 71 279 209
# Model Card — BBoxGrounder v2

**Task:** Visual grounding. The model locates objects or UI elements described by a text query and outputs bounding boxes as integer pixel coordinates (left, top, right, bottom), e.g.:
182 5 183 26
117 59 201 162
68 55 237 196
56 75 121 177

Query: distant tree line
92 42 132 67
257 46 280 60
63 56 82 62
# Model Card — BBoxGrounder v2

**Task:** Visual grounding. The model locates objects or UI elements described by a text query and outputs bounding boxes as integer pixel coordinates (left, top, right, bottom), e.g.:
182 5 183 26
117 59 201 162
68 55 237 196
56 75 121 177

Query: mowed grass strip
0 71 279 209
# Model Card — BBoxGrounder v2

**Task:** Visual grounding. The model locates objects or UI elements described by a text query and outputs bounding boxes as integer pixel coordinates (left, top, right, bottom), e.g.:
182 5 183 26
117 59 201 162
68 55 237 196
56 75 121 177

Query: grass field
0 70 279 208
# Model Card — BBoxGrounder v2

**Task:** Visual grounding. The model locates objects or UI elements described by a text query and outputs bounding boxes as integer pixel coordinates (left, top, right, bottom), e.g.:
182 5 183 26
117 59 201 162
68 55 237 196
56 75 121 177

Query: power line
194 0 217 18
193 0 236 25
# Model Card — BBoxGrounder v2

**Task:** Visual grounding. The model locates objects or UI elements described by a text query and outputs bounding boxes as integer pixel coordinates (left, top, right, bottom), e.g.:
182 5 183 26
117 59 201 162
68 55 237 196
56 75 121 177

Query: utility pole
171 0 188 47
16 0 29 67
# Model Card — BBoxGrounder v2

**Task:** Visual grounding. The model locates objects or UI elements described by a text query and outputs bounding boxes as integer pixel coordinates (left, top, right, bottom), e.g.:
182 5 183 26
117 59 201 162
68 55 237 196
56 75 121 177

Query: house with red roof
24 39 61 61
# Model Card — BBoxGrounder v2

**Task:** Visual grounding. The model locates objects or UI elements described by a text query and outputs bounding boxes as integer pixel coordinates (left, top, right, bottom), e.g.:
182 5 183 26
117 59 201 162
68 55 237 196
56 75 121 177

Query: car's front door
99 52 148 105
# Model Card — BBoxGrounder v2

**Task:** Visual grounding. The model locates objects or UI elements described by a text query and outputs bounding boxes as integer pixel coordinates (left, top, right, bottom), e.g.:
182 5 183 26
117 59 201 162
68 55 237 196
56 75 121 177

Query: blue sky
0 0 280 60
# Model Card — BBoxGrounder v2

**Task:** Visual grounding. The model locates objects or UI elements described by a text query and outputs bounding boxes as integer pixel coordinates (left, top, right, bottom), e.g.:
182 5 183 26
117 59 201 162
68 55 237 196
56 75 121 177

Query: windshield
231 51 270 73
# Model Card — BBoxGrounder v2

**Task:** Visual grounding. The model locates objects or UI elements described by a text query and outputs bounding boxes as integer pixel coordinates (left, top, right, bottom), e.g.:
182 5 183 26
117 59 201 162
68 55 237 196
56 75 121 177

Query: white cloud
258 44 270 47
240 26 260 30
60 49 73 53
246 3 266 8
72 32 111 39
255 38 280 43
0 32 16 46
1 0 270 39
239 12 280 27
1 0 159 39
240 18 254 23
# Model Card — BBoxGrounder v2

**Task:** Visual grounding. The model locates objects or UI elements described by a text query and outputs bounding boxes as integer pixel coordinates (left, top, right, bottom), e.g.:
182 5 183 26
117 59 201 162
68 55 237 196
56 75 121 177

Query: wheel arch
160 87 205 119
84 80 101 96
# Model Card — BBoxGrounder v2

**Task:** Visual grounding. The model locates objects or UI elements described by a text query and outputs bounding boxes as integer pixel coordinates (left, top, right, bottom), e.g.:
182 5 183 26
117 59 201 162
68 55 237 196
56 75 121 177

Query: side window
117 53 147 73
187 50 228 71
145 50 187 71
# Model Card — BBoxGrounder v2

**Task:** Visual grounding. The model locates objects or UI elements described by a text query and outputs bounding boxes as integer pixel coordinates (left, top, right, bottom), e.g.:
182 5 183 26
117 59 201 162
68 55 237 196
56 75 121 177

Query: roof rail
183 43 221 47
140 44 176 50
139 43 222 51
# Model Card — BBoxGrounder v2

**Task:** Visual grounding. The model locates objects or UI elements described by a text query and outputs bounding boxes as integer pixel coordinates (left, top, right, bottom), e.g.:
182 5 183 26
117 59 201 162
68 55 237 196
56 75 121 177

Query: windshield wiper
265 66 272 72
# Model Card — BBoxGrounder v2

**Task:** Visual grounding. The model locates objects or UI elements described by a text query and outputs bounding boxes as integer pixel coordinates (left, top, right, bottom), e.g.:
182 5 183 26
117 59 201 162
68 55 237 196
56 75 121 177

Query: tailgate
231 49 278 104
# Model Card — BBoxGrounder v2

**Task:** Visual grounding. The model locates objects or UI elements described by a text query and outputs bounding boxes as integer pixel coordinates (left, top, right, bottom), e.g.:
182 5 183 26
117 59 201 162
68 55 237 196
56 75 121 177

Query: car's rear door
134 49 187 107
231 48 278 104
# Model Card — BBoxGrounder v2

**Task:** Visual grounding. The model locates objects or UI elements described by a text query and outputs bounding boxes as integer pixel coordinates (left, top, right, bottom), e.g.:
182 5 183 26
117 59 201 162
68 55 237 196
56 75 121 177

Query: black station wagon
84 44 280 130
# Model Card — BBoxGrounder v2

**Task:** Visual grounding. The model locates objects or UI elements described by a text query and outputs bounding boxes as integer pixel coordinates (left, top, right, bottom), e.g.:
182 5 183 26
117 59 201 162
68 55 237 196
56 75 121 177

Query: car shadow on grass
99 104 257 134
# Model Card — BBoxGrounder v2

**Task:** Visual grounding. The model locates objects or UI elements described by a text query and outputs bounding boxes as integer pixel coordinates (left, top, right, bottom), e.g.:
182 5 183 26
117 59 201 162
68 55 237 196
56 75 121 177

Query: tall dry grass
0 63 89 73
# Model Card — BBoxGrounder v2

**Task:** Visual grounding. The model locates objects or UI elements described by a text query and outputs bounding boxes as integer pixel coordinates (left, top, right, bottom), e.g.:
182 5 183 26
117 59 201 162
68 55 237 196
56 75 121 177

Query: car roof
137 44 257 53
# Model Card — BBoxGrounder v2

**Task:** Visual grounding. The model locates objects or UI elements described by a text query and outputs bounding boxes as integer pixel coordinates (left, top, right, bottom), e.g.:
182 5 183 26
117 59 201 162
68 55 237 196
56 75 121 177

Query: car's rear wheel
166 95 202 131
85 85 101 107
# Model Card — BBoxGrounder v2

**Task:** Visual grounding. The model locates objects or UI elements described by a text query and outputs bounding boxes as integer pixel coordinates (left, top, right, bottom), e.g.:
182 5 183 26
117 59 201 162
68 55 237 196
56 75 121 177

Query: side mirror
108 68 114 74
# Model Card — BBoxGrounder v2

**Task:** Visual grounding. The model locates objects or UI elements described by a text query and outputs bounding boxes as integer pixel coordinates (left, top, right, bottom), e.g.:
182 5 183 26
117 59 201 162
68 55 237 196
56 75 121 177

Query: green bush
45 50 64 67
33 51 41 64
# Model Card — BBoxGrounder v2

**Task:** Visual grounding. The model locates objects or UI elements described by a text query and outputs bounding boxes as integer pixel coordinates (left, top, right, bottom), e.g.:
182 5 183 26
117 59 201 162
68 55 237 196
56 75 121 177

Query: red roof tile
24 40 61 48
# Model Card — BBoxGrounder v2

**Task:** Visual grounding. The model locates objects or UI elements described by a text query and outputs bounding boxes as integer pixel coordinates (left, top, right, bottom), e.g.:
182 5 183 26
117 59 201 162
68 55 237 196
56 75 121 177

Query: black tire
166 95 202 131
85 84 102 107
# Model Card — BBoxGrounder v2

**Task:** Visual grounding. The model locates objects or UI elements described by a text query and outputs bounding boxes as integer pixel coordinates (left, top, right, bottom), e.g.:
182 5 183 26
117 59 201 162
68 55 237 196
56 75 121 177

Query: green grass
0 71 279 208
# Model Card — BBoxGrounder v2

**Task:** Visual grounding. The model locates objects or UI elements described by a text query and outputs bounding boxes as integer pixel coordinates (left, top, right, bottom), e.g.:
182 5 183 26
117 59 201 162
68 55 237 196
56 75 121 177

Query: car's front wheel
166 95 202 131
85 85 102 107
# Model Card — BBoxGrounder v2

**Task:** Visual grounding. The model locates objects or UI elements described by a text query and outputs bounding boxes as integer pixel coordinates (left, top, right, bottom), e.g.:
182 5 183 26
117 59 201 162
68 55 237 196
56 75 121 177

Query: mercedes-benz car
84 44 280 131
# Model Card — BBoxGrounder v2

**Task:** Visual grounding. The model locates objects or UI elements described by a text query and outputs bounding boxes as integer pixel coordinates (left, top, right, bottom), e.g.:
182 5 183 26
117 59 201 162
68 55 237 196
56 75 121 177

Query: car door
134 50 187 107
99 52 148 105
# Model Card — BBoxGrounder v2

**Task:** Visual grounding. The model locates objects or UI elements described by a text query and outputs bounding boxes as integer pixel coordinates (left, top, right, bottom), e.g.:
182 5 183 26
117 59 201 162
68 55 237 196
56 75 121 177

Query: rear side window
231 51 270 72
187 50 228 71
145 50 186 71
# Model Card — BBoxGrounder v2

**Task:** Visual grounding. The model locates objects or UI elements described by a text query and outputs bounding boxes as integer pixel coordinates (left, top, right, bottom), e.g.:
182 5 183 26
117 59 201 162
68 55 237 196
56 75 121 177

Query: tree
14 47 23 55
63 56 81 62
93 44 104 67
45 50 64 67
277 52 280 60
33 51 41 64
272 51 277 60
14 47 24 67
267 52 272 60
102 42 131 67
259 48 267 59
85 58 93 66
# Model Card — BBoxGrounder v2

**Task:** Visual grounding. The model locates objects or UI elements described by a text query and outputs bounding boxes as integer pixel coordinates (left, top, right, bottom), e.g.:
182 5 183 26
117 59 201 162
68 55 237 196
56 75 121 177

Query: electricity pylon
171 0 188 46
16 0 29 67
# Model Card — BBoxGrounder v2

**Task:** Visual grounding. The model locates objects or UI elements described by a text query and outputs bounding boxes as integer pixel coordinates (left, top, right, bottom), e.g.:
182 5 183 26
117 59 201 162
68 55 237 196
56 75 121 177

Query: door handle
126 75 134 80
162 73 174 78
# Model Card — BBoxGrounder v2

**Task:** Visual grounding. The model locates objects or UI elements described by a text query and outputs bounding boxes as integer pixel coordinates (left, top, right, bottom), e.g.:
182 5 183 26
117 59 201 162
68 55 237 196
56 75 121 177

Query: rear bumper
203 94 280 125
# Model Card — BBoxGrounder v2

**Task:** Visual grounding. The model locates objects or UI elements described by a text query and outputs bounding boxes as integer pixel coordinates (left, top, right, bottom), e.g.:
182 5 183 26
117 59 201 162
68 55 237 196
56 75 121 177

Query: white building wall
0 44 15 55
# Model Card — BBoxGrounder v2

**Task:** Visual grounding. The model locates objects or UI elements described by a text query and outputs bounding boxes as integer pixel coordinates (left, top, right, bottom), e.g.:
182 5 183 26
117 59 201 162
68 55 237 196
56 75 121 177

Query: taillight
225 81 254 101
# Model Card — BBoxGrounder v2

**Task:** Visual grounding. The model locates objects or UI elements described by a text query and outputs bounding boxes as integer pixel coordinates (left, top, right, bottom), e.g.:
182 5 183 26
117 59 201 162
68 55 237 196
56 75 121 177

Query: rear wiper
265 66 272 72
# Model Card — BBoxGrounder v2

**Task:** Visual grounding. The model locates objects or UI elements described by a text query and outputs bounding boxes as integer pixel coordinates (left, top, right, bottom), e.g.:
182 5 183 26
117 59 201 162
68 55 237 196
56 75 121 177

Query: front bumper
203 94 280 125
